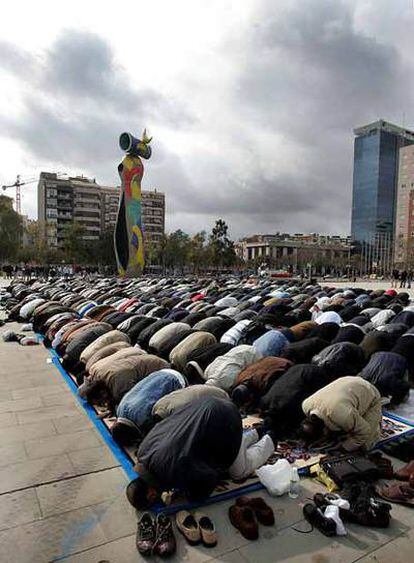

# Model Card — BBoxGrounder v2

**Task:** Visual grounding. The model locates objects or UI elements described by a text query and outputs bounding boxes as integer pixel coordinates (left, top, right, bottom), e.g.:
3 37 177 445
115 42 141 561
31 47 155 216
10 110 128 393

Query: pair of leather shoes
136 512 176 557
229 496 275 540
176 511 217 547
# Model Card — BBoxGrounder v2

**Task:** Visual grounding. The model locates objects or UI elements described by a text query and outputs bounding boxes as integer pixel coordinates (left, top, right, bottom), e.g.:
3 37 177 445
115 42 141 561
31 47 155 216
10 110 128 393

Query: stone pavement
0 295 414 561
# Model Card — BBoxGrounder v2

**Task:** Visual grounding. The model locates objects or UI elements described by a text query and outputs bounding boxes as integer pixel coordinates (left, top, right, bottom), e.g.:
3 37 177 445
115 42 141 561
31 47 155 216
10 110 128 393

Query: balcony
74 208 101 215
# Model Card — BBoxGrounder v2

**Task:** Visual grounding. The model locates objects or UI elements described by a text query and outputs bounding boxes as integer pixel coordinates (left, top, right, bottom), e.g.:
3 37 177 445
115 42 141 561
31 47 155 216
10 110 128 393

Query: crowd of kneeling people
4 276 414 516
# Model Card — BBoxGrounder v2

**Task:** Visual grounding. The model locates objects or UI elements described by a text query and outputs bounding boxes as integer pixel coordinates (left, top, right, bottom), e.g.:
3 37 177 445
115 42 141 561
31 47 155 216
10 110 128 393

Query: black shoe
303 503 336 537
136 512 156 556
313 493 328 510
154 514 177 558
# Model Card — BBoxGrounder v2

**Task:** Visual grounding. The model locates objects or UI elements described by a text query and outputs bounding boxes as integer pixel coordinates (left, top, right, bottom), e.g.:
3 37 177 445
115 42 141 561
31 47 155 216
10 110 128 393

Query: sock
329 498 350 511
324 505 347 536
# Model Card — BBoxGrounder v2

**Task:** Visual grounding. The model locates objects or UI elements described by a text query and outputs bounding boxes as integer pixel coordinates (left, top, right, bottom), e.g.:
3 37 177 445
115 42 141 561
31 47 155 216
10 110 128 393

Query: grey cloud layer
1 1 413 238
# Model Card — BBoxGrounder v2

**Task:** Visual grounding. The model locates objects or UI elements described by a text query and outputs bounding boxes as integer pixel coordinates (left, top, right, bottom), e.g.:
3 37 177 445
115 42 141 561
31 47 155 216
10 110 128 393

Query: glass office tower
351 120 414 273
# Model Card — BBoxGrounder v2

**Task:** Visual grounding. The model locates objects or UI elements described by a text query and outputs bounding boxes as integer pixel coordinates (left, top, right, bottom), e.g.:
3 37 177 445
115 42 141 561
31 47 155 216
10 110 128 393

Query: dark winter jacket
137 319 172 349
391 311 414 328
360 351 409 404
124 317 156 344
62 323 112 373
281 337 329 364
192 316 236 340
312 342 366 377
332 324 365 345
259 364 331 435
137 397 242 500
360 331 395 359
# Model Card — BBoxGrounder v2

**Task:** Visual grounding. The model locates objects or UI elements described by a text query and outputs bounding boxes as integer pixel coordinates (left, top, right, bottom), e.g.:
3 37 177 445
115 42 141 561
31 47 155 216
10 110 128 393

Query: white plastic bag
256 459 293 496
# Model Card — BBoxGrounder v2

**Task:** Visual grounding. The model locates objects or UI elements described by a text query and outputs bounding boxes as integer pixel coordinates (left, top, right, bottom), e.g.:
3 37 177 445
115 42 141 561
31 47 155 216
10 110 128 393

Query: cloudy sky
1 0 414 239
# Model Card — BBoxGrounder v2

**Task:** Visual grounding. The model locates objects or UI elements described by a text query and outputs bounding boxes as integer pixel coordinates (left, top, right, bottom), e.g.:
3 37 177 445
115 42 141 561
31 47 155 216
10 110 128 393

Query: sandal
377 483 414 507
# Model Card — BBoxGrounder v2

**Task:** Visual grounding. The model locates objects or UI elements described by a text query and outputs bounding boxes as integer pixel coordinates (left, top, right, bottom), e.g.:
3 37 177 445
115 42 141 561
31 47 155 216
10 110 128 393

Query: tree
60 221 88 263
90 228 116 266
188 231 208 273
0 195 22 261
163 230 190 273
208 219 237 269
17 220 49 264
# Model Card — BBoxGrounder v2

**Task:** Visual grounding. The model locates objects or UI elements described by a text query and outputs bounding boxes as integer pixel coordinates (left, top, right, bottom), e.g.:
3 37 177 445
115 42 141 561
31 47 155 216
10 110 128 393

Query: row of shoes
228 496 275 540
136 510 217 557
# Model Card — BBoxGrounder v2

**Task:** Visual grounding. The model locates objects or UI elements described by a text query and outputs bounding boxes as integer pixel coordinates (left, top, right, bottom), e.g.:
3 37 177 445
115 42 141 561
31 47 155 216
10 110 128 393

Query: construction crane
1 175 37 214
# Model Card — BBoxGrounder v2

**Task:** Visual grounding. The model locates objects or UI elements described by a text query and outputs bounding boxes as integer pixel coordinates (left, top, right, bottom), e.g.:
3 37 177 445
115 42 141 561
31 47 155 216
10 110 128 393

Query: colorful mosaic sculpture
114 130 152 277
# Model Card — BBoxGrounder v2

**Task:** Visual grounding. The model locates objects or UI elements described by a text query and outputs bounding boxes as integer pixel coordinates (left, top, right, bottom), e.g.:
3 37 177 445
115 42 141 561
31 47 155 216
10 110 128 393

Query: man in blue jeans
111 368 186 446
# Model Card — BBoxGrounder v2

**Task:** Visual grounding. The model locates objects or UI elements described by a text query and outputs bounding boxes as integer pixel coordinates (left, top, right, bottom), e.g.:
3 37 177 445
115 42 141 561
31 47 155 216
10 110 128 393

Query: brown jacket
89 350 168 384
85 341 131 373
234 356 293 395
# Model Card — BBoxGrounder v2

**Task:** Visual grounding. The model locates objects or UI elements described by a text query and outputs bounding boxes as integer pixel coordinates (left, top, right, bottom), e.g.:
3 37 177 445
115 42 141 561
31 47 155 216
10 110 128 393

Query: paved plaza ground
1 278 414 562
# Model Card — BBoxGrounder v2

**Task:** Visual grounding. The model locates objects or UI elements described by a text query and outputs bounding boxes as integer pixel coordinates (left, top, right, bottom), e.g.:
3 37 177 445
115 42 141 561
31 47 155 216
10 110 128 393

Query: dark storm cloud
1 2 413 238
41 30 188 123
0 29 192 177
158 0 410 237
208 0 413 236
237 0 405 138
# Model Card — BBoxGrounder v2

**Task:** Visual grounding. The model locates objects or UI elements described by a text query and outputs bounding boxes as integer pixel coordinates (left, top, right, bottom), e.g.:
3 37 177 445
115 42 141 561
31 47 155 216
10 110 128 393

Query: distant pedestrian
400 270 407 288
392 269 399 288
407 270 413 289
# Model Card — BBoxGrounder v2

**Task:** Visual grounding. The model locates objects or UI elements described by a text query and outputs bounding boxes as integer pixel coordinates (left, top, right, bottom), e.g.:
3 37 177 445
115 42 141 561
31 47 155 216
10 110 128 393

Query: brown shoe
154 514 176 557
236 496 275 526
194 512 217 548
175 511 201 545
395 460 414 481
229 505 259 540
136 512 156 556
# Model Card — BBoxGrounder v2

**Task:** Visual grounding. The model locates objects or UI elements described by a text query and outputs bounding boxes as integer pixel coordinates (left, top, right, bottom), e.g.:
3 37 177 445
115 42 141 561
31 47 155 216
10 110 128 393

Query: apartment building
94 185 165 249
394 144 414 266
37 172 165 250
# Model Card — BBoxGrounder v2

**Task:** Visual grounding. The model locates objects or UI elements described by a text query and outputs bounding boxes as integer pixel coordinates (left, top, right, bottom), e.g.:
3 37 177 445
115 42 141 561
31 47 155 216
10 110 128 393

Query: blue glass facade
351 127 412 247
351 132 380 243
351 127 413 244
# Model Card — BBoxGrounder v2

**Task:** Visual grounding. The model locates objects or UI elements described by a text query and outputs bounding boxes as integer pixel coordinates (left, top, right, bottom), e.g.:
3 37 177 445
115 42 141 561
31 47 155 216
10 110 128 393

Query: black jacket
281 337 329 364
259 364 330 435
312 342 366 377
125 317 157 344
137 319 172 349
62 324 112 372
332 324 365 345
360 351 409 403
307 322 340 342
137 397 242 501
391 311 414 328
